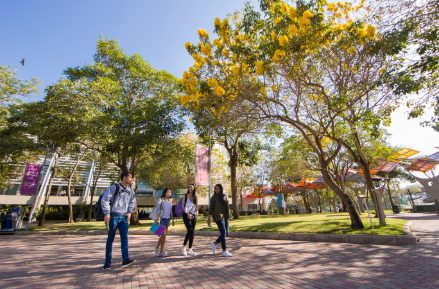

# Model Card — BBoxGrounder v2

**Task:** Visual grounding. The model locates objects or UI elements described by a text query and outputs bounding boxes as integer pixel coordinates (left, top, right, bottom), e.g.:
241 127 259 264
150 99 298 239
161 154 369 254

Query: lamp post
208 127 212 227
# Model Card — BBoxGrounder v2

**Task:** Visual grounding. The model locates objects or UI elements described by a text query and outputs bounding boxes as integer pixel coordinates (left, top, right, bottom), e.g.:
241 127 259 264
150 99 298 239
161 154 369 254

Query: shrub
202 211 209 217
239 210 247 216
246 210 253 215
35 204 94 221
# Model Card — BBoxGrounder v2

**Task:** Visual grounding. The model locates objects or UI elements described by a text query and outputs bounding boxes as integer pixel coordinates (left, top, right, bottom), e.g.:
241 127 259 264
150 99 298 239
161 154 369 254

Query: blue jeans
160 218 170 227
215 219 229 251
105 214 129 263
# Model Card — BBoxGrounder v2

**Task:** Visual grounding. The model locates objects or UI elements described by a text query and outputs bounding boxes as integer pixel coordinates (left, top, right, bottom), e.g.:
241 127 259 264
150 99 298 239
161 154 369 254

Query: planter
76 218 83 222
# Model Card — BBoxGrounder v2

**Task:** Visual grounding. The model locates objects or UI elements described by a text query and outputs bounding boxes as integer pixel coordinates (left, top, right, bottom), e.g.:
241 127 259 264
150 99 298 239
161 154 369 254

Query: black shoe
103 262 111 270
121 258 136 269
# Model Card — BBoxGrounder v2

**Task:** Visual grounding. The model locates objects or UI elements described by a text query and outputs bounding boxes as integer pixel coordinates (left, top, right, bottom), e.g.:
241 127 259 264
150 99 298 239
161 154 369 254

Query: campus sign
20 163 42 195
176 188 188 201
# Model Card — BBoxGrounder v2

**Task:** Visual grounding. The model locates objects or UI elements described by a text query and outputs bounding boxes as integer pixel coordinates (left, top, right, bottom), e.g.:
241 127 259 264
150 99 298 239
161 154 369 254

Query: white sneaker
211 241 217 254
159 251 167 257
155 248 160 257
182 246 187 256
188 249 196 256
222 250 232 257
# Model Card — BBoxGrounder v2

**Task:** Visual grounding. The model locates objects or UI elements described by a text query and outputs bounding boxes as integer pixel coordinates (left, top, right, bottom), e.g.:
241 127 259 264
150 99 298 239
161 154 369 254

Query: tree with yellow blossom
195 0 403 228
180 11 267 219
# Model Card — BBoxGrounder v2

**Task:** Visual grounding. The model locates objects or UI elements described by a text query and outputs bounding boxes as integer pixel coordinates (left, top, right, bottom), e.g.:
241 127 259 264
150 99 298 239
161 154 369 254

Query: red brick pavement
1 214 438 289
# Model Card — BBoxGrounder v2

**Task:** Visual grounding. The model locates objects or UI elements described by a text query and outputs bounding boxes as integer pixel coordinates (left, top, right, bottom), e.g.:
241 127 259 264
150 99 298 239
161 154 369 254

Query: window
137 192 153 197
4 185 19 195
248 204 258 210
95 188 107 196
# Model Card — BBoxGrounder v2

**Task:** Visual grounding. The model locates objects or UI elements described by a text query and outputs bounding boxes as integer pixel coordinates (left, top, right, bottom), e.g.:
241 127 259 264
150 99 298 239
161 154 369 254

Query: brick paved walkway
1 213 438 289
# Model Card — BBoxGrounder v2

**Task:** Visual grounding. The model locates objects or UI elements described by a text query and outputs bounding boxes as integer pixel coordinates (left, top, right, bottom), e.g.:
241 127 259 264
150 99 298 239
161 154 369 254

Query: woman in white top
155 188 174 257
181 184 198 256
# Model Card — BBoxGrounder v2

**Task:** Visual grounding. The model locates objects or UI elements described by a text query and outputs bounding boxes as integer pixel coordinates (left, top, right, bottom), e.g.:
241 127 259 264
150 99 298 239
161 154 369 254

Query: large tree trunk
358 162 386 226
67 178 74 223
38 154 61 226
318 193 322 213
300 189 311 213
351 138 386 226
230 151 239 219
130 174 141 225
386 177 395 208
321 169 364 229
88 186 96 222
88 166 103 222
66 156 81 224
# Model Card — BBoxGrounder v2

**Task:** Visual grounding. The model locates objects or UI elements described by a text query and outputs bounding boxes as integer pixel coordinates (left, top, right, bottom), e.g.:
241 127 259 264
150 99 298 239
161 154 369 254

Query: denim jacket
101 183 136 215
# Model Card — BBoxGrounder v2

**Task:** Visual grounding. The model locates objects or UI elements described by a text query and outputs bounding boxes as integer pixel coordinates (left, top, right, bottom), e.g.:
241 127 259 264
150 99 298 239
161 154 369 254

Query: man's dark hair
121 171 131 181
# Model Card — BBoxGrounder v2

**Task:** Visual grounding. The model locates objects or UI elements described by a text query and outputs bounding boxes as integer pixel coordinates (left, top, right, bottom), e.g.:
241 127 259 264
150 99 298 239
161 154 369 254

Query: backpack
94 183 120 221
175 198 184 217
175 194 190 217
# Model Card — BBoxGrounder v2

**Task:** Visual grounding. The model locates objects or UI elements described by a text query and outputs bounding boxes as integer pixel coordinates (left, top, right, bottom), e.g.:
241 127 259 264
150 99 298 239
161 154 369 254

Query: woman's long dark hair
186 184 197 205
215 184 226 205
161 188 170 199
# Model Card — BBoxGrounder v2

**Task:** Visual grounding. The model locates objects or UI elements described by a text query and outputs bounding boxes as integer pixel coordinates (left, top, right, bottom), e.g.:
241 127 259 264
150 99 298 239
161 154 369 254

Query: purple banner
20 163 42 195
195 145 209 186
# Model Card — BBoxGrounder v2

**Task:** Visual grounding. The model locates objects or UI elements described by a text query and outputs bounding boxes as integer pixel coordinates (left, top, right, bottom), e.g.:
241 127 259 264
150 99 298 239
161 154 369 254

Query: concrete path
387 212 439 245
1 213 438 289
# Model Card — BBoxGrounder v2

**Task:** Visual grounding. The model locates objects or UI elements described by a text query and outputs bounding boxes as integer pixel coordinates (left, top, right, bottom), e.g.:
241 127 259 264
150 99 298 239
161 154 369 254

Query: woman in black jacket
207 184 232 257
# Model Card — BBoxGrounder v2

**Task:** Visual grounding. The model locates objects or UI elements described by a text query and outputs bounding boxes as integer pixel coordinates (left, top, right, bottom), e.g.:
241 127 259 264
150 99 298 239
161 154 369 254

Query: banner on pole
195 144 209 186
20 163 42 195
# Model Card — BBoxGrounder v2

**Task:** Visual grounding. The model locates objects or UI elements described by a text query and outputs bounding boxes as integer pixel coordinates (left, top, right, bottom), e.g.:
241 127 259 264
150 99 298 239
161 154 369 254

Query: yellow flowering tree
199 0 399 228
180 12 266 218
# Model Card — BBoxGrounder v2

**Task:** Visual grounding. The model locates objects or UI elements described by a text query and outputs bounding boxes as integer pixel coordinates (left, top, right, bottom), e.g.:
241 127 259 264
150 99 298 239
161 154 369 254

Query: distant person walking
207 184 232 257
337 202 343 212
102 172 136 270
181 184 198 256
155 188 174 257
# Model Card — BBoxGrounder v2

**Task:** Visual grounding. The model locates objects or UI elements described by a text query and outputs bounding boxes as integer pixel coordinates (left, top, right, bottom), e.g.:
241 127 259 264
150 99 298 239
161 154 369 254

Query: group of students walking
101 172 232 270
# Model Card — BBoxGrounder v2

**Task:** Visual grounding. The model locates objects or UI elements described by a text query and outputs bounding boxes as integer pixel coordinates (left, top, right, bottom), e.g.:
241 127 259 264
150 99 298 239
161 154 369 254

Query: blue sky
1 0 438 158
0 0 259 98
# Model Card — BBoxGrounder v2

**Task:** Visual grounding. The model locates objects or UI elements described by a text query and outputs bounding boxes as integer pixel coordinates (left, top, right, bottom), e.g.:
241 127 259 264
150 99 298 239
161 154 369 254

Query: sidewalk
1 213 438 289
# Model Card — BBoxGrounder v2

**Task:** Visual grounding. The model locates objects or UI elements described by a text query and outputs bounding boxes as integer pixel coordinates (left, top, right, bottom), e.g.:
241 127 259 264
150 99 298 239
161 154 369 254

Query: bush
239 210 247 216
202 211 209 217
246 210 253 215
36 204 94 221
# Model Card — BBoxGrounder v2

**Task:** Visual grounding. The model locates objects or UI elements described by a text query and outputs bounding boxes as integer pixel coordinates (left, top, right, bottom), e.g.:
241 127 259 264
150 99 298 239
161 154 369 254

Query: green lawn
25 212 407 235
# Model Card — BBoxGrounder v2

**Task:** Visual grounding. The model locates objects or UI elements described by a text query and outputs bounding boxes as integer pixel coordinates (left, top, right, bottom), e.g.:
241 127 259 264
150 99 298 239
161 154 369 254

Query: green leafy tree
57 146 90 223
62 37 185 224
0 66 41 188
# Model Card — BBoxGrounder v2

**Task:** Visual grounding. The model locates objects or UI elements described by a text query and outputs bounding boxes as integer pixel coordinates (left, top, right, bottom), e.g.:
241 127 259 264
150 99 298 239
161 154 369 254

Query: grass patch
24 212 407 235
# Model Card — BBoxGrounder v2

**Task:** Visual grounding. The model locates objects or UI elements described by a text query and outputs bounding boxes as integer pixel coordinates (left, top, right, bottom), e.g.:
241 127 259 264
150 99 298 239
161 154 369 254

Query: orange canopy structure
405 159 438 172
243 194 265 199
393 148 420 161
296 178 328 189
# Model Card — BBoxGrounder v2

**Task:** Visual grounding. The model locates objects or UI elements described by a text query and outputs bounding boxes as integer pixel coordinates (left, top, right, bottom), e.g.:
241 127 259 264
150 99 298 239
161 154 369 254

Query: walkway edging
16 223 417 246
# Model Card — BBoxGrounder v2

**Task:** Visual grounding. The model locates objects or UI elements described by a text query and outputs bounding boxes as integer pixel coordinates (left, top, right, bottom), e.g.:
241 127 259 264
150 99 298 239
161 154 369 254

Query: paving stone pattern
1 213 438 289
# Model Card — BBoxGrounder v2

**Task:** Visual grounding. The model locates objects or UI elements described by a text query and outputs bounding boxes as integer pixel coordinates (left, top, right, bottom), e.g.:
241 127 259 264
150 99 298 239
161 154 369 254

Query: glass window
5 185 19 195
95 188 107 196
